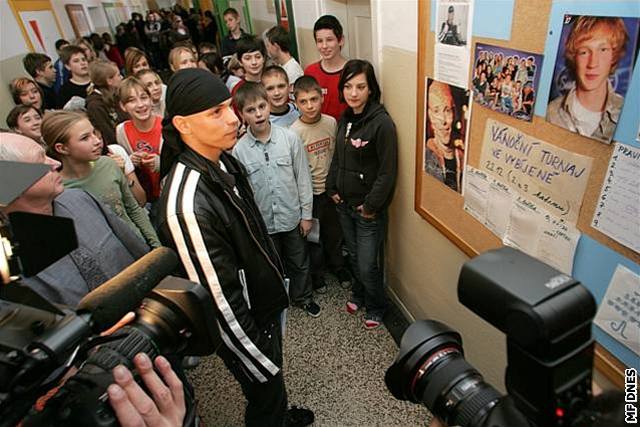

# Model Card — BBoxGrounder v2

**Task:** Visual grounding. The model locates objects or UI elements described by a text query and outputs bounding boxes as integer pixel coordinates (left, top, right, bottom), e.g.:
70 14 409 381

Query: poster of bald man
424 78 471 193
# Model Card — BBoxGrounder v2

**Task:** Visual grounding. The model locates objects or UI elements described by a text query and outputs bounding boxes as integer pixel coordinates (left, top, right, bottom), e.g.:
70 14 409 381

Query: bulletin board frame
414 0 638 388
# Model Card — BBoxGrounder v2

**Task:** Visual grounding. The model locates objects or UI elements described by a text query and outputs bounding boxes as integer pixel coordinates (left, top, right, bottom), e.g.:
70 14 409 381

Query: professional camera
386 247 597 427
0 161 220 426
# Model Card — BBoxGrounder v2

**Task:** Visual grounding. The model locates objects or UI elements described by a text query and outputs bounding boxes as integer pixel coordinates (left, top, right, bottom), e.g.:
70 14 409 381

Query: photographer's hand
108 353 185 427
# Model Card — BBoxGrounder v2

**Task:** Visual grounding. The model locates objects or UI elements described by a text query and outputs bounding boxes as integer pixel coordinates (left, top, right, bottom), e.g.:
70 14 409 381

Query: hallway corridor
188 277 432 426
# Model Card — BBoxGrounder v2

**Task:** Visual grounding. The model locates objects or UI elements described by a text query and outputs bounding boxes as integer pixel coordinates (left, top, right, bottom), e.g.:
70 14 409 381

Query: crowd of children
3 8 400 426
4 8 398 329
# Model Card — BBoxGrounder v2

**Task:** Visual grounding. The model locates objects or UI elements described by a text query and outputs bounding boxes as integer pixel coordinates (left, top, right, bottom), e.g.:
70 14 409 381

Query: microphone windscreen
77 247 178 332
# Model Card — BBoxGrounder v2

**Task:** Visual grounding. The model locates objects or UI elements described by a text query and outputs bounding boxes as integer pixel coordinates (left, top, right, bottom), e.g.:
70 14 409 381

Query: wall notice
434 0 474 88
463 166 513 238
592 143 640 253
503 195 581 275
479 119 593 223
463 166 580 274
594 264 640 357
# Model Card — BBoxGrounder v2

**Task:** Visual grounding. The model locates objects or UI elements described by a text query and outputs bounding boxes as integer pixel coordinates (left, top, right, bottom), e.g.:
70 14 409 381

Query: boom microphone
77 247 178 332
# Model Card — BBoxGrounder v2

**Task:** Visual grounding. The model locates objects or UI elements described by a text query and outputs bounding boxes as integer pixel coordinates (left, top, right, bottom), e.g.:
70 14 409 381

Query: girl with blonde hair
86 59 126 147
43 110 159 247
116 77 163 204
136 69 166 116
168 46 197 72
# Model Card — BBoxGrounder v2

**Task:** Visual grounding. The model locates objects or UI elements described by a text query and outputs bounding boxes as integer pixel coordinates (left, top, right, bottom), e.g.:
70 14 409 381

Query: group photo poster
424 77 471 194
434 0 475 88
472 43 544 122
546 14 640 145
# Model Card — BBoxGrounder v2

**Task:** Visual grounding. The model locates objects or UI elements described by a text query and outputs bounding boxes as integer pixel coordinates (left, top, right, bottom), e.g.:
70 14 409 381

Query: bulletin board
415 0 640 387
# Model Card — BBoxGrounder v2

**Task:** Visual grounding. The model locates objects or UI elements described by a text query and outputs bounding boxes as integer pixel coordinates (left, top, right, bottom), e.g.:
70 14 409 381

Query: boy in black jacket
156 68 313 427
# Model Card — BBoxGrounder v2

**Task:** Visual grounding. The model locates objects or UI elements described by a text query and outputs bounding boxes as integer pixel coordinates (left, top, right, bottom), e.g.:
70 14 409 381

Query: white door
346 0 372 63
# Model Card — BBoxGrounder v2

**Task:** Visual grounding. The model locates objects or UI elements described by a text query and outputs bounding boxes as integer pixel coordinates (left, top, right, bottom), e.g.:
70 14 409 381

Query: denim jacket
233 124 313 234
546 80 623 144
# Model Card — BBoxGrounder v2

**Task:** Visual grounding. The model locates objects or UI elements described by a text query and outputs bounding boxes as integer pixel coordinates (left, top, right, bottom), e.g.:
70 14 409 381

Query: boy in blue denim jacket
232 82 320 317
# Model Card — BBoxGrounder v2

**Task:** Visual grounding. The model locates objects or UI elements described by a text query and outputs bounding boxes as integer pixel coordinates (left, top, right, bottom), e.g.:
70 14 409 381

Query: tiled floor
188 277 433 426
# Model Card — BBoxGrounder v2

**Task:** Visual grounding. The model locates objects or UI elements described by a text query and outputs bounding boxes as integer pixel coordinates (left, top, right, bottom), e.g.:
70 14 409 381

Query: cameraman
0 133 149 306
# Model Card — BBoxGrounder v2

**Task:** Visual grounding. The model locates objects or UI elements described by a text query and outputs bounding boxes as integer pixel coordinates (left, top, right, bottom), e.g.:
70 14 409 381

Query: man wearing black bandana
155 68 314 427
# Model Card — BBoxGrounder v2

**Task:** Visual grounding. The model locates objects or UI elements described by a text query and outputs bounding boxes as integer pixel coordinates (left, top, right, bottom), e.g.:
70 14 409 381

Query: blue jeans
336 204 388 317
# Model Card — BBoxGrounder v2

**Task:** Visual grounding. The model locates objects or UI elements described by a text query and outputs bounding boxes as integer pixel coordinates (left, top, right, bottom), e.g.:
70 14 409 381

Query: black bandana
161 68 231 177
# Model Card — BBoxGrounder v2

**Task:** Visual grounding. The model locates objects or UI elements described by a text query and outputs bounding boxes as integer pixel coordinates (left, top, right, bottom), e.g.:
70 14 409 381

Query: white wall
248 0 276 22
1 0 31 123
374 0 417 53
291 0 321 29
0 0 29 60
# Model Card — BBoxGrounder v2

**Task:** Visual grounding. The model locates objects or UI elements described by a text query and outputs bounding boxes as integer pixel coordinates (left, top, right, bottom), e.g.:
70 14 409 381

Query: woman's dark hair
338 59 381 104
199 52 225 75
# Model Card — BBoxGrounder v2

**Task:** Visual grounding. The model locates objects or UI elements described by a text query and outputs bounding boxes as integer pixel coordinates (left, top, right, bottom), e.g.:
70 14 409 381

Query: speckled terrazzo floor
187 275 433 426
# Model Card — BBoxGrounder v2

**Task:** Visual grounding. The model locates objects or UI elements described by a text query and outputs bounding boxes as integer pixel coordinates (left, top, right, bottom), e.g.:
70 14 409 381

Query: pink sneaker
346 301 359 314
364 314 382 330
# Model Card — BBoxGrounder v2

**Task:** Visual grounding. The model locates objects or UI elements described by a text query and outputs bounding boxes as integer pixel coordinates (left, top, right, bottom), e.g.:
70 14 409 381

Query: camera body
1 275 220 427
0 208 220 426
386 247 597 427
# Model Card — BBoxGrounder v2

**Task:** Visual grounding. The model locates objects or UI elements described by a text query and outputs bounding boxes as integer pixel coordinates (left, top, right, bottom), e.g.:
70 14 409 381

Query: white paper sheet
434 0 475 88
464 166 580 273
463 166 512 238
306 218 320 244
594 265 640 357
592 143 640 253
503 196 580 274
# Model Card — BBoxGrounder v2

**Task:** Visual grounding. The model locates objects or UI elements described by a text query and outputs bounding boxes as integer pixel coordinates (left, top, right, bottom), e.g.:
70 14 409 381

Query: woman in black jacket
326 59 398 330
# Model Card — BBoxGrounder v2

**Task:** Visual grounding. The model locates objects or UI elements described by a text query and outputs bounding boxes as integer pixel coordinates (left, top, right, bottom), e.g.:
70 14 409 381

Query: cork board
415 0 637 387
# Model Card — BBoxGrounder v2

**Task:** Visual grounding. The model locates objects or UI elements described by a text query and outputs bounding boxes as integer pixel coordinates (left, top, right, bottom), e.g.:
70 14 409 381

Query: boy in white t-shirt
265 25 304 90
290 75 350 291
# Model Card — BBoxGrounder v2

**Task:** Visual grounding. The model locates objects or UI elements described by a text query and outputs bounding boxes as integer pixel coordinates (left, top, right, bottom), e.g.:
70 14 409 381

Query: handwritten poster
463 166 581 274
463 166 513 238
479 119 593 223
594 265 640 357
503 196 581 274
592 143 640 253
434 0 475 88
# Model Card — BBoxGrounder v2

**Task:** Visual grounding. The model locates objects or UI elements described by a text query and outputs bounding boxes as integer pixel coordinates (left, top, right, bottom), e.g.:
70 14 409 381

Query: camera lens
386 320 502 427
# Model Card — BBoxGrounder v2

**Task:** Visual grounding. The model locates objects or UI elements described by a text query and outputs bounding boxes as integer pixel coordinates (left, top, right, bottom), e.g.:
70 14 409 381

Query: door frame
274 0 299 61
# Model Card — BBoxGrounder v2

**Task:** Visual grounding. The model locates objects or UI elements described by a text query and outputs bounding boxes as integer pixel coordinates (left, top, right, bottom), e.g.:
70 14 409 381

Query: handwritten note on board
479 119 593 223
594 265 640 357
503 195 581 275
592 143 640 253
463 166 580 274
463 167 513 238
